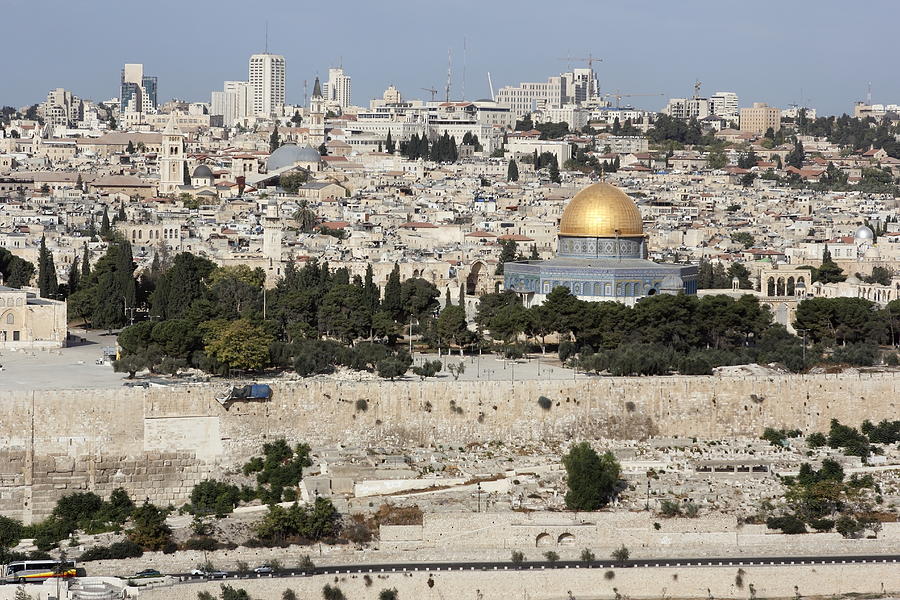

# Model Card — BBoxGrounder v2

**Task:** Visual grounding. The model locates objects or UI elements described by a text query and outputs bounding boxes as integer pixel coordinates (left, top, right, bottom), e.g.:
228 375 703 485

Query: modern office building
211 81 254 125
120 63 158 114
740 102 781 135
324 67 352 109
249 53 286 116
709 91 739 119
41 88 83 128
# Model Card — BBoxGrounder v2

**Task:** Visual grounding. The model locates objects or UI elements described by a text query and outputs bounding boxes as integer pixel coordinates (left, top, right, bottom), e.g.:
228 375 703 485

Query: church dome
854 225 874 241
558 182 644 238
267 144 321 171
192 164 214 179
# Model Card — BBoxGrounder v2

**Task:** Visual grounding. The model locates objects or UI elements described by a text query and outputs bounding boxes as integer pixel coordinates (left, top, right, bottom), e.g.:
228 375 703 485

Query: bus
1 560 78 584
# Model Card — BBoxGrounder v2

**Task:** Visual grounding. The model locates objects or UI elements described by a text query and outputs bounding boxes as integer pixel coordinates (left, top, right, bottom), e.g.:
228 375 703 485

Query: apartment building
740 102 781 135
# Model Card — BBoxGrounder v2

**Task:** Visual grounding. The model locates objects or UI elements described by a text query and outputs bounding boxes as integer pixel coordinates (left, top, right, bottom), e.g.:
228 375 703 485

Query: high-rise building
740 102 781 135
496 76 566 119
709 92 739 119
249 53 286 116
324 67 352 109
211 81 254 126
663 97 710 120
562 68 599 105
120 64 158 114
41 88 83 127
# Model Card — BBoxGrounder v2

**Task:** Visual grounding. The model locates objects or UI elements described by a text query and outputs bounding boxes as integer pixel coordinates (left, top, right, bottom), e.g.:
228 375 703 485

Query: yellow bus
1 560 78 584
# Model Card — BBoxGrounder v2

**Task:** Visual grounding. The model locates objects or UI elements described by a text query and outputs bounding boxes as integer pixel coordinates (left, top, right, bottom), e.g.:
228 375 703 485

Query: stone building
0 286 67 348
503 181 698 307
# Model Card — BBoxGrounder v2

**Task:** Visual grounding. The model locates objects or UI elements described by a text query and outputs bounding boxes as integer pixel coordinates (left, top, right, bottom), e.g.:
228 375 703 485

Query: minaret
308 76 326 147
159 114 185 195
263 197 283 285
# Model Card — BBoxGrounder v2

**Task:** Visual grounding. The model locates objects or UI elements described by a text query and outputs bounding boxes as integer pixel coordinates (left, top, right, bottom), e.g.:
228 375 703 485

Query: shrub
537 396 552 410
543 550 559 562
282 590 297 600
184 537 217 551
809 518 835 532
378 590 398 600
765 515 807 534
355 399 368 412
611 545 629 563
322 584 346 600
659 499 681 517
830 343 878 367
299 555 315 569
510 550 525 564
235 561 249 574
806 432 826 448
604 570 615 580
190 480 240 516
683 502 700 518
835 516 864 538
580 548 595 562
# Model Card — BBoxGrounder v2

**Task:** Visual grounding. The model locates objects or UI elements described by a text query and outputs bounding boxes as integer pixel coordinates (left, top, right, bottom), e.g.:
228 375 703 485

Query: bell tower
159 114 185 195
263 197 283 285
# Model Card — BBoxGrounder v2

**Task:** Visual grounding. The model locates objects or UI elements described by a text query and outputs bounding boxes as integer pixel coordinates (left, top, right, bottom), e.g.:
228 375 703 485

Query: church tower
159 114 185 195
308 76 326 148
263 197 283 285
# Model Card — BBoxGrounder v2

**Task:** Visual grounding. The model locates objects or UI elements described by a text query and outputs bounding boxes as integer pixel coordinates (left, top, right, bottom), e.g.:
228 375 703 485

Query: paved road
167 554 900 582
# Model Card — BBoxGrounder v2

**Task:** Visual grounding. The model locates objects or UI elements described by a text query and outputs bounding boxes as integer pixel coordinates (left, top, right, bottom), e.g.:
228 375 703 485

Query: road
166 554 900 583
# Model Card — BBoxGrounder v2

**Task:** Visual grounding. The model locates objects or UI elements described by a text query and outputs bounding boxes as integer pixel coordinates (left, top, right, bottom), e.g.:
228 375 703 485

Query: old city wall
0 373 897 522
138 564 900 600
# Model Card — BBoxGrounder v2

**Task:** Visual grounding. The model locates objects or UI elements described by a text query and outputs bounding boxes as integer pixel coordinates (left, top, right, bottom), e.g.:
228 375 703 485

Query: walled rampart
0 373 896 522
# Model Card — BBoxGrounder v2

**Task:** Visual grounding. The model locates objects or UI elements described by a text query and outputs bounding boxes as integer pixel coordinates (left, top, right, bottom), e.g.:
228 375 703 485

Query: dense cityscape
0 4 899 599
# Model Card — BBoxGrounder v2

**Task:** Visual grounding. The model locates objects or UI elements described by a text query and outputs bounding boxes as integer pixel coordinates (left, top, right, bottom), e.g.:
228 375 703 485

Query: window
6 313 13 325
13 331 20 341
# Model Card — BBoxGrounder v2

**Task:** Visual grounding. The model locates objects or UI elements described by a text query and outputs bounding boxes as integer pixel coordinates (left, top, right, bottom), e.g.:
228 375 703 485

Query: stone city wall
134 563 899 600
0 372 896 522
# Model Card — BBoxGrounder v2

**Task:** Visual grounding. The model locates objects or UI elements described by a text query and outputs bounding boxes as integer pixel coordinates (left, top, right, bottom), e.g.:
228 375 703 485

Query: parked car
133 569 162 578
190 569 228 578
253 565 274 574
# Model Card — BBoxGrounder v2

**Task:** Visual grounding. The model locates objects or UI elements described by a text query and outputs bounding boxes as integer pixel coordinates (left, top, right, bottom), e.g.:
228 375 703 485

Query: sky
2 0 898 116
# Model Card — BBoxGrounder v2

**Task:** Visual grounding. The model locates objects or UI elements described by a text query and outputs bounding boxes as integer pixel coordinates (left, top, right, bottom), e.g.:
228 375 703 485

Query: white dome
854 225 874 241
267 144 321 171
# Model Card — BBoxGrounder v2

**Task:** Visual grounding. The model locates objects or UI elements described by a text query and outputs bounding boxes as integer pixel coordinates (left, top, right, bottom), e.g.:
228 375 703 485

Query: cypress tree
458 284 465 310
68 256 80 292
37 235 58 298
363 263 379 314
444 287 452 307
116 203 126 223
507 159 519 182
269 127 280 153
383 263 402 321
117 241 136 308
100 206 111 238
81 242 91 280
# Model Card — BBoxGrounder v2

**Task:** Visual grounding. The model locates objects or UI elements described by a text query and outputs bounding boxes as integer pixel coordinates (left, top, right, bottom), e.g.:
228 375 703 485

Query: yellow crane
421 87 439 102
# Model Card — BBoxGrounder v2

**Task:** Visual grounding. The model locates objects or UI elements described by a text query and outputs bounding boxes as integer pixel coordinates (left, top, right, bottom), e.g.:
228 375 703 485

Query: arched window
6 313 13 325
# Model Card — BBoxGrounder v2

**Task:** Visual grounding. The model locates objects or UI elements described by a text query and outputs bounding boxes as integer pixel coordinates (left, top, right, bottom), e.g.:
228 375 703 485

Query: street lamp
476 482 482 513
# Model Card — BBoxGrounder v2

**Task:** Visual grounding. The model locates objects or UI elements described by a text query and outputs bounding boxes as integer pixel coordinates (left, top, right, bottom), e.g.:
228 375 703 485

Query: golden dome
558 182 644 238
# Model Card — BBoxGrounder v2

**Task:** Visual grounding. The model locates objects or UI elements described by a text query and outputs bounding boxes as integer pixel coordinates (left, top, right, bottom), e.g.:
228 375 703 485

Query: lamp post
476 482 482 513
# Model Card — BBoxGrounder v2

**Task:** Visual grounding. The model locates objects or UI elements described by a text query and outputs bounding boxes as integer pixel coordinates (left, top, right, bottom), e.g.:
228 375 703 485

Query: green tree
707 147 727 169
507 159 519 182
127 501 172 550
100 206 111 239
786 137 805 168
37 236 58 298
435 304 471 351
151 252 217 320
317 284 372 343
280 170 309 194
562 442 622 510
495 239 519 275
126 141 135 154
202 319 272 372
399 277 439 321
382 263 402 320
269 127 280 153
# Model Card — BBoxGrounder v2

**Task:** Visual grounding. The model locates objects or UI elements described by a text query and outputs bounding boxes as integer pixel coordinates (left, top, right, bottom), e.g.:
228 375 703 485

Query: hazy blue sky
2 0 897 116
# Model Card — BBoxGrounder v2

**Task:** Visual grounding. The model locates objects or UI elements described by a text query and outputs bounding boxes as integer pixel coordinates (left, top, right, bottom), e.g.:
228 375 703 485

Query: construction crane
602 92 664 108
421 87 439 102
558 53 603 70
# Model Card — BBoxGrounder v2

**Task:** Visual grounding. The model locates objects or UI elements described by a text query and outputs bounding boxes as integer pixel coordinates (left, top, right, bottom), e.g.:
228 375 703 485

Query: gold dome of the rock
558 182 644 238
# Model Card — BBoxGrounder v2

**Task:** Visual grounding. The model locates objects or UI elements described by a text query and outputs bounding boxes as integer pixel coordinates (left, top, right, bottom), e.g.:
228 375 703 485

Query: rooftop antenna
867 82 872 104
445 48 452 103
303 79 308 106
265 21 268 53
693 79 702 99
462 37 467 101
487 72 495 102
